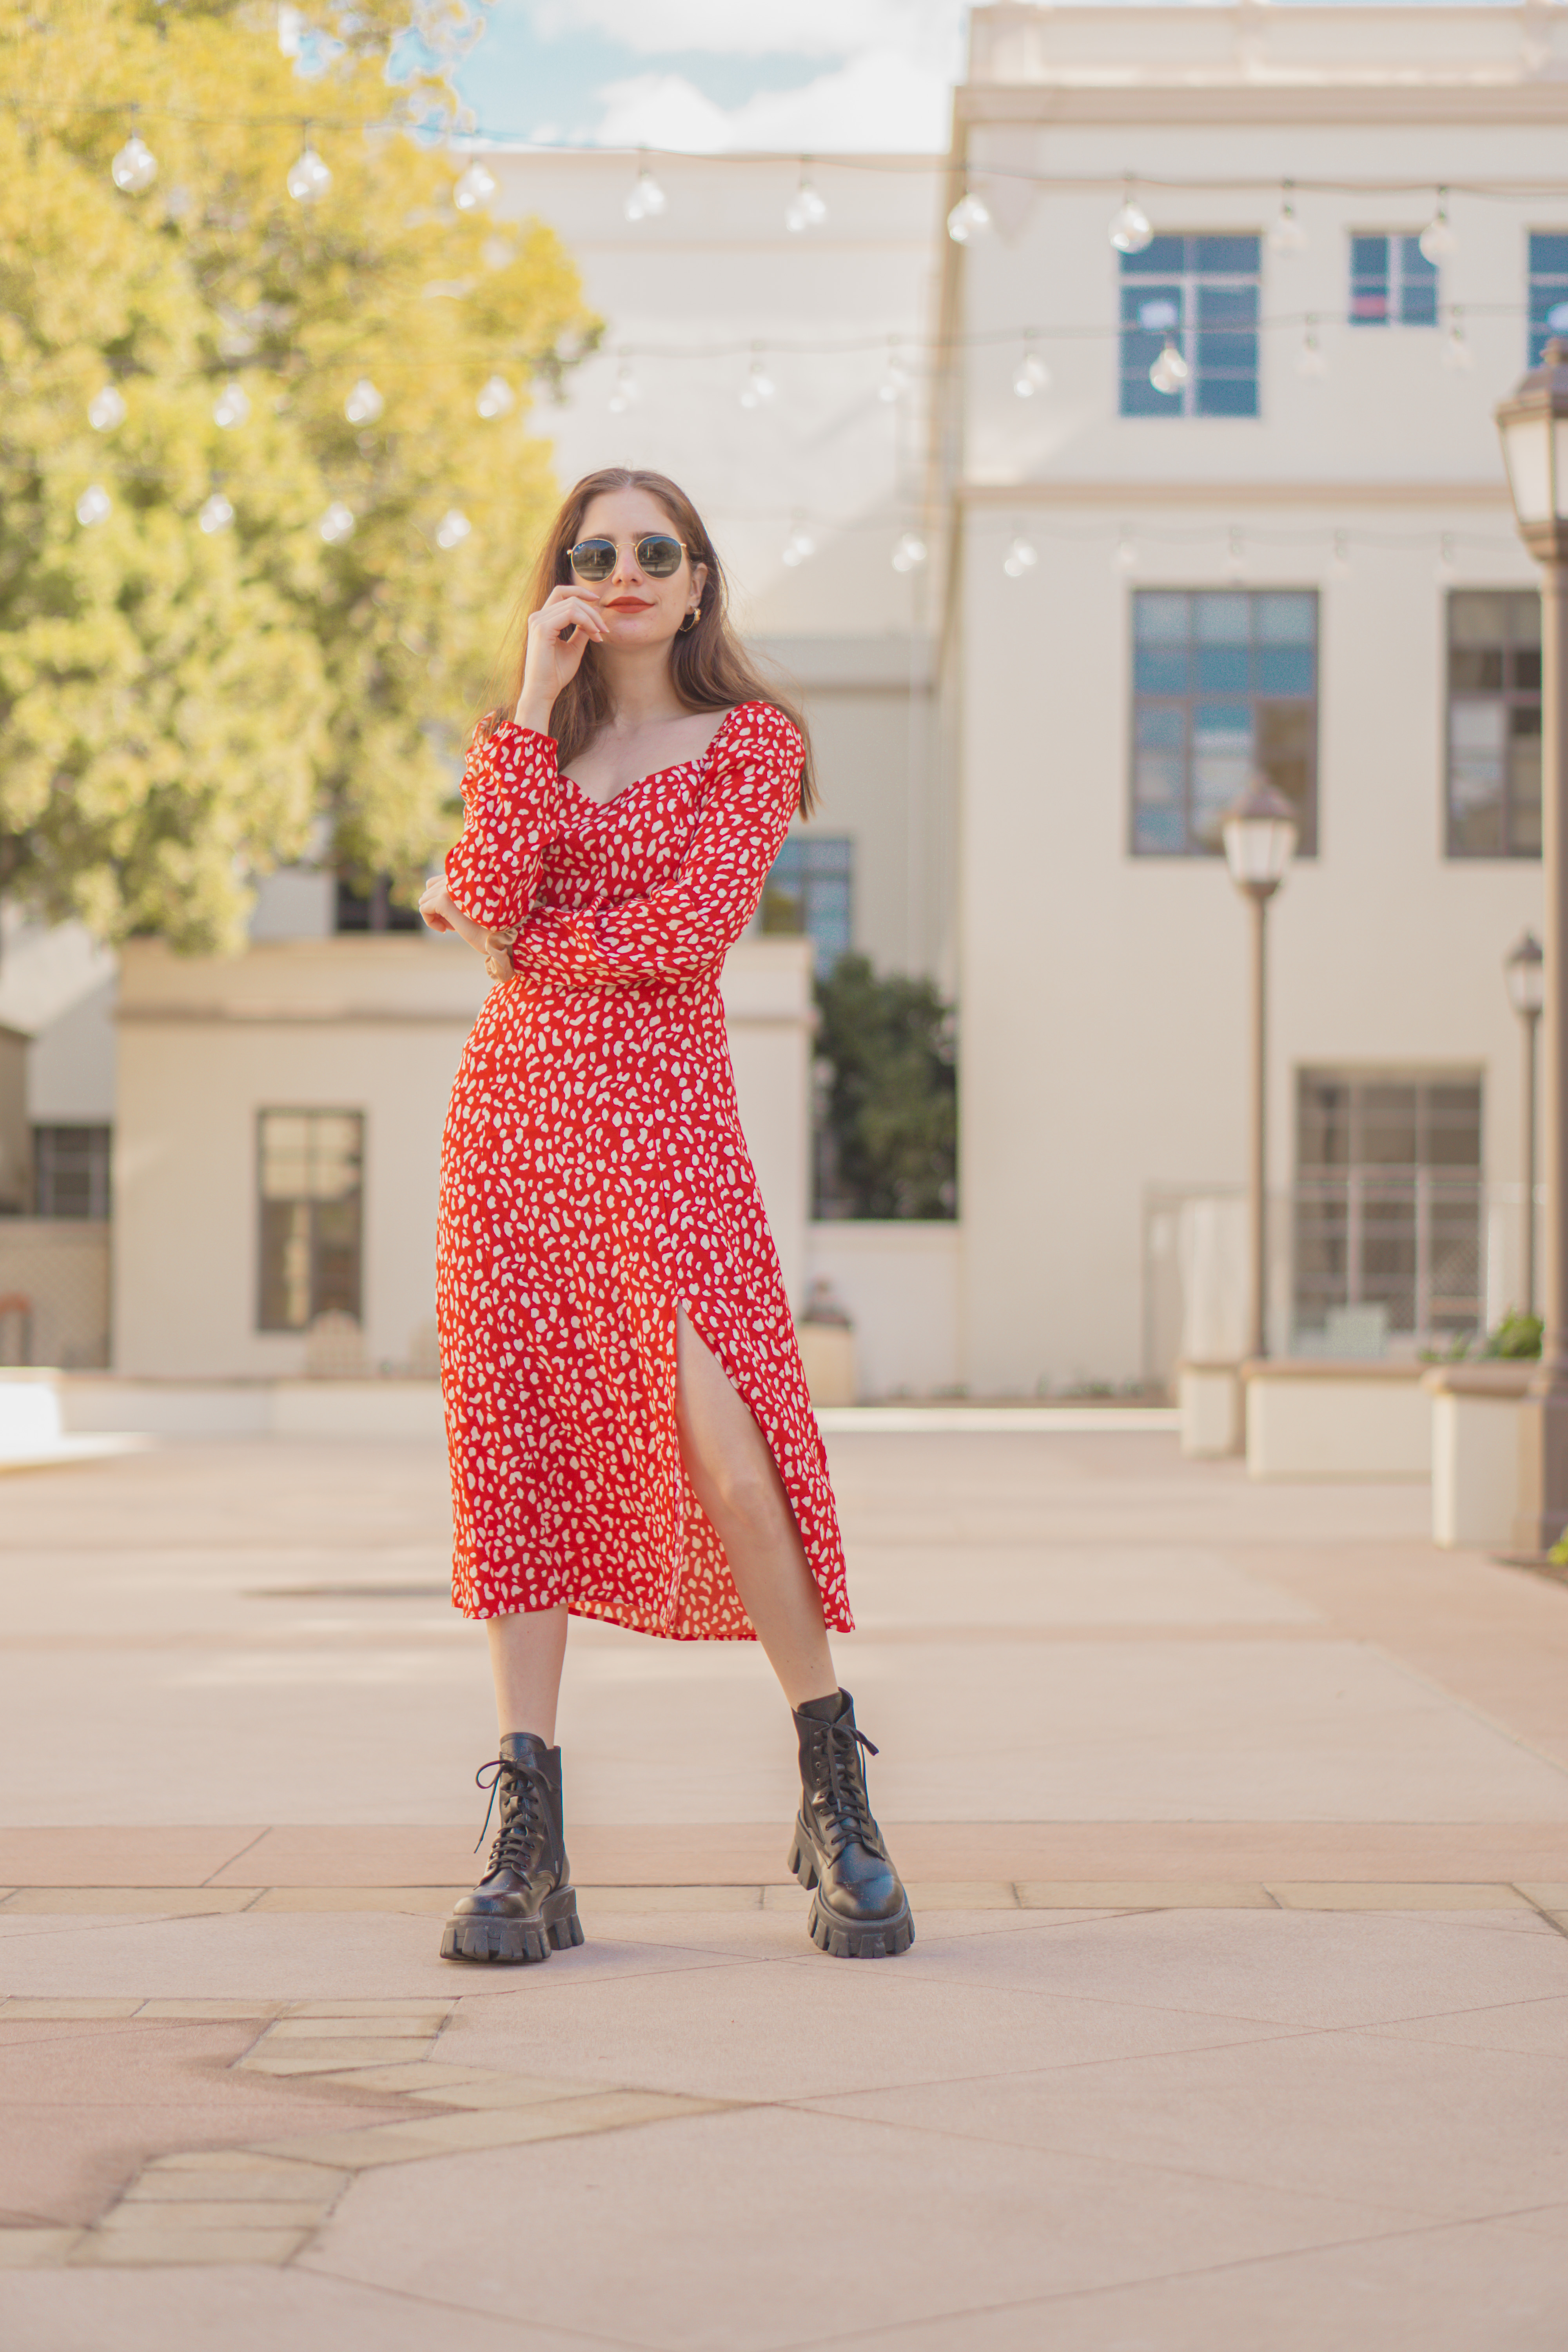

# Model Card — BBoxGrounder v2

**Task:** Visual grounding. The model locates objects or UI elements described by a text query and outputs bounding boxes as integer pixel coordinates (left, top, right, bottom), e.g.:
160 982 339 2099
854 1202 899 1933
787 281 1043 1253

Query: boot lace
472 1757 545 1877
814 1720 880 1860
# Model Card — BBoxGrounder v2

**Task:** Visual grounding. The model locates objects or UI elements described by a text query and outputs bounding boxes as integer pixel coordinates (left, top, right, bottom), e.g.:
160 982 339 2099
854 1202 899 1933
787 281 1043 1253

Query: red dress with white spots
437 699 853 1641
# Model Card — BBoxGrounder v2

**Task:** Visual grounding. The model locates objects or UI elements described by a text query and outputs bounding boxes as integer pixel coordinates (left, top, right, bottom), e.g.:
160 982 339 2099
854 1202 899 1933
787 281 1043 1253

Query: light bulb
878 347 909 404
1149 338 1189 397
624 166 666 223
1296 321 1328 379
606 361 641 415
1419 191 1456 265
212 379 250 429
476 374 515 419
111 132 157 194
1110 187 1153 256
436 508 472 550
452 159 496 213
75 483 112 528
1436 533 1458 583
1002 535 1038 579
1113 533 1138 575
891 532 927 574
1331 532 1351 578
1013 349 1050 399
1224 528 1246 582
1269 189 1307 255
946 191 991 246
1442 310 1474 372
785 172 827 234
781 525 816 569
88 385 127 432
343 378 384 426
739 356 777 410
319 501 355 545
287 143 331 203
198 492 234 534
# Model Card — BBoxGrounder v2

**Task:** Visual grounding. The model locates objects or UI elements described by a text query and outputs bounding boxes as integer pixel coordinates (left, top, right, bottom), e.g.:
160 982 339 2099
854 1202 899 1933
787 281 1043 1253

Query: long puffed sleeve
509 702 802 990
443 721 563 931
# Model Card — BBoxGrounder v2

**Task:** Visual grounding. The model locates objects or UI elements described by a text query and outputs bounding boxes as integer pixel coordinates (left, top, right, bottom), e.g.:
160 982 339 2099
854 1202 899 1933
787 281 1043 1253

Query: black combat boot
440 1733 584 1965
787 1690 914 1959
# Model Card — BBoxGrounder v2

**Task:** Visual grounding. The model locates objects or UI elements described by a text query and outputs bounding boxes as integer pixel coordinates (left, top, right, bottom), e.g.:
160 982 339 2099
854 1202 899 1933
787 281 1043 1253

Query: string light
1224 527 1247 582
319 500 355 545
88 385 127 432
435 507 471 549
1149 336 1189 397
1442 306 1475 372
452 158 496 213
1268 183 1308 255
606 358 641 414
891 531 927 573
1331 531 1352 578
343 378 384 425
1436 532 1458 582
1296 316 1327 378
878 342 909 404
946 188 991 246
475 373 515 418
1013 336 1050 398
1419 188 1457 265
75 484 112 528
212 379 250 429
111 131 157 194
198 491 234 534
1002 533 1038 579
624 160 666 223
781 521 816 568
785 166 828 234
287 136 331 204
739 349 777 409
1113 532 1138 575
1110 181 1153 256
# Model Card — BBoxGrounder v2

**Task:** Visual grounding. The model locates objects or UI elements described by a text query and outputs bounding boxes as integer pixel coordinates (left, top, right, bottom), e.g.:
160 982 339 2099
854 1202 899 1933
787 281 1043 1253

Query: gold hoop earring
679 607 699 634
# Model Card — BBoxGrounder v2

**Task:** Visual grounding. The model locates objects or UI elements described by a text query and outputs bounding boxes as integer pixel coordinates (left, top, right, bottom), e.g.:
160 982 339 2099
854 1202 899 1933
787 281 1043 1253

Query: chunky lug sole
787 1822 915 1960
439 1886 583 1966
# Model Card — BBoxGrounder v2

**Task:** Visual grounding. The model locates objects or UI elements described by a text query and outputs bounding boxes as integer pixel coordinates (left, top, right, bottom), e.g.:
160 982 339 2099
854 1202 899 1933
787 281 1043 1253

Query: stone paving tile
0 2227 85 2267
253 2088 731 2172
1016 1879 1276 1908
0 1888 260 1916
70 2225 310 2266
1360 1994 1568 2058
1267 1881 1536 1910
0 2270 604 2348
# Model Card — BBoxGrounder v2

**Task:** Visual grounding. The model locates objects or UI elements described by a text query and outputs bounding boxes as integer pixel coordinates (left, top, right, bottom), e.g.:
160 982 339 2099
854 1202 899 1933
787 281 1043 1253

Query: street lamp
1496 337 1568 1549
1221 779 1298 1362
1505 930 1544 1319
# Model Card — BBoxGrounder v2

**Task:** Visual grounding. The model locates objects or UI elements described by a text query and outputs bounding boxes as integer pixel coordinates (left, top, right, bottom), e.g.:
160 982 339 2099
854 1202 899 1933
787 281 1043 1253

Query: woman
419 466 912 1966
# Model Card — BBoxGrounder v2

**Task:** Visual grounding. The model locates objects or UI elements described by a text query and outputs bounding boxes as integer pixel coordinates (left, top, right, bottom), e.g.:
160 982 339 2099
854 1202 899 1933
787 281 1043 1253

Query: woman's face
571 490 708 653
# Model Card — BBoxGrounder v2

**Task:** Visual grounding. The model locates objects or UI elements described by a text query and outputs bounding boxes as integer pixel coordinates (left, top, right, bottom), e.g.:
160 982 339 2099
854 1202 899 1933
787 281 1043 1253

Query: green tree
0 0 598 950
814 954 958 1220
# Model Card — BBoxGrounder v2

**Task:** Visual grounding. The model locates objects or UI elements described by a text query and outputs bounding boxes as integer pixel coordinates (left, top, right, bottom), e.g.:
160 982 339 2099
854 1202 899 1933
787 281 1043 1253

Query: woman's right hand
515 584 608 731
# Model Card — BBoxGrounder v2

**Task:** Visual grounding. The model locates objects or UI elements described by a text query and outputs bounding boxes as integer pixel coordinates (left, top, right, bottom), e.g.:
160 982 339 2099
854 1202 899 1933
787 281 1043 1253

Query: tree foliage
0 0 598 949
814 954 958 1221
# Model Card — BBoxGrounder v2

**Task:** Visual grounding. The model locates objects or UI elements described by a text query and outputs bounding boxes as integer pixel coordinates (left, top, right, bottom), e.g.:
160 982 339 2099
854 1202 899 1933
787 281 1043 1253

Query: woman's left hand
419 875 457 933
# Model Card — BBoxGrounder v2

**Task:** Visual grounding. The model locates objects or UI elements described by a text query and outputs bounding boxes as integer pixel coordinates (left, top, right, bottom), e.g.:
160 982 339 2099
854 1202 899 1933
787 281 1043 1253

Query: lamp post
1496 336 1568 1548
1221 779 1299 1362
1505 931 1544 1319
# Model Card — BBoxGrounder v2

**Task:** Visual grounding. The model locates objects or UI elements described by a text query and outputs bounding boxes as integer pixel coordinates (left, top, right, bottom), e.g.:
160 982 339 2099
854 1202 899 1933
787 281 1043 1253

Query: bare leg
486 1606 568 1744
674 1308 836 1707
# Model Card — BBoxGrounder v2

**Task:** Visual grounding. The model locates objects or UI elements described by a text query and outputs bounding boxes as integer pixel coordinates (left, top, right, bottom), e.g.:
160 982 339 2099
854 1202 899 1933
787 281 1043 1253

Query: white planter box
1243 1360 1430 1481
1423 1364 1532 1550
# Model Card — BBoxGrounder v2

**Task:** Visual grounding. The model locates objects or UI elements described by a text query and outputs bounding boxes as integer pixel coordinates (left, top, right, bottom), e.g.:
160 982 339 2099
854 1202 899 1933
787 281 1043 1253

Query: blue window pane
1135 647 1188 692
1195 593 1249 643
1398 235 1439 327
1122 370 1178 417
1256 593 1316 645
1197 284 1258 328
1194 235 1259 274
1197 376 1258 417
1257 647 1315 695
1530 234 1568 274
1196 644 1249 691
1133 805 1189 854
1122 235 1187 276
1136 703 1185 751
1195 333 1257 374
1528 235 1568 365
1350 233 1389 326
1136 593 1189 642
1131 592 1318 857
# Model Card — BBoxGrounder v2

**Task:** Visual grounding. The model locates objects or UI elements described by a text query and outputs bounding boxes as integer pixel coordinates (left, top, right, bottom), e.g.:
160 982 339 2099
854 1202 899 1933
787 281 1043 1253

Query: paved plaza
2 1424 1567 2348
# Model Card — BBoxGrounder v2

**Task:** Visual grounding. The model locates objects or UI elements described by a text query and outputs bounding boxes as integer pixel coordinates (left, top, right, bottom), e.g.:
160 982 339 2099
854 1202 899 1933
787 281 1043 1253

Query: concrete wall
806 1220 962 1398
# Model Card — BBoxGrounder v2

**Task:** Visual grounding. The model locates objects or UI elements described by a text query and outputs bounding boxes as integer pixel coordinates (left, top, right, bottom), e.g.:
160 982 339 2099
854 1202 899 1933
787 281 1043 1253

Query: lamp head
1221 777 1298 902
1495 337 1568 565
1506 929 1546 1018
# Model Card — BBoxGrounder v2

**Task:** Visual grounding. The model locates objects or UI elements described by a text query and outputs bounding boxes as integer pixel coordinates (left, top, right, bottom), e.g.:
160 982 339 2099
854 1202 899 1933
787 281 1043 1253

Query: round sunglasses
567 533 688 583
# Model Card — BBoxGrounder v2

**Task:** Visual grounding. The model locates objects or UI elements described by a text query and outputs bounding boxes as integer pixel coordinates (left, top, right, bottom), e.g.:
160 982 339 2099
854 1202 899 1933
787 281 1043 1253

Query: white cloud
537 0 964 68
594 48 950 152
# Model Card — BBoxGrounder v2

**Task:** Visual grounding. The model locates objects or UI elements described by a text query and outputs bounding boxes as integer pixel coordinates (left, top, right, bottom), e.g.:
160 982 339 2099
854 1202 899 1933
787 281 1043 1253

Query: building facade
942 0 1561 1394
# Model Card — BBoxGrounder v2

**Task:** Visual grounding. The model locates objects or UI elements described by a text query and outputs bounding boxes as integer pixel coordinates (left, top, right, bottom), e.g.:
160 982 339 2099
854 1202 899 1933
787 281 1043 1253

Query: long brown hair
484 466 817 816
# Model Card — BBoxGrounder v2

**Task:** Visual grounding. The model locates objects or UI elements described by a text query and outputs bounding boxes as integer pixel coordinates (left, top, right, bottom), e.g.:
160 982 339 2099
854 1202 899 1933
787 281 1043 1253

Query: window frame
1528 230 1568 367
255 1107 366 1335
758 832 855 977
1443 588 1543 862
1118 234 1262 421
31 1124 112 1220
1347 232 1440 331
1127 587 1321 860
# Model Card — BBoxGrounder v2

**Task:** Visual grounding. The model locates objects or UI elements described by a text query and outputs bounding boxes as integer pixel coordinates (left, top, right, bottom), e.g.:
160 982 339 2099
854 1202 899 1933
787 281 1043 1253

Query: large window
33 1125 111 1220
1447 592 1542 858
257 1110 363 1332
759 835 853 977
1131 590 1318 857
1348 234 1438 329
1528 232 1568 367
1294 1073 1482 1350
1120 236 1260 418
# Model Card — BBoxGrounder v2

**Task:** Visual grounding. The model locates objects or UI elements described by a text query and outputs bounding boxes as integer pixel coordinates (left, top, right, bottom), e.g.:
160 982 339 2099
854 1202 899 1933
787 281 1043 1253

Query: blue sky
450 0 964 151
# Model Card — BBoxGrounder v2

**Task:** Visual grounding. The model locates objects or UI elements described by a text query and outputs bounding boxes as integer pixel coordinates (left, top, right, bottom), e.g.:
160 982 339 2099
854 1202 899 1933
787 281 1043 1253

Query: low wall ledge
1421 1363 1535 1398
1240 1357 1428 1383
